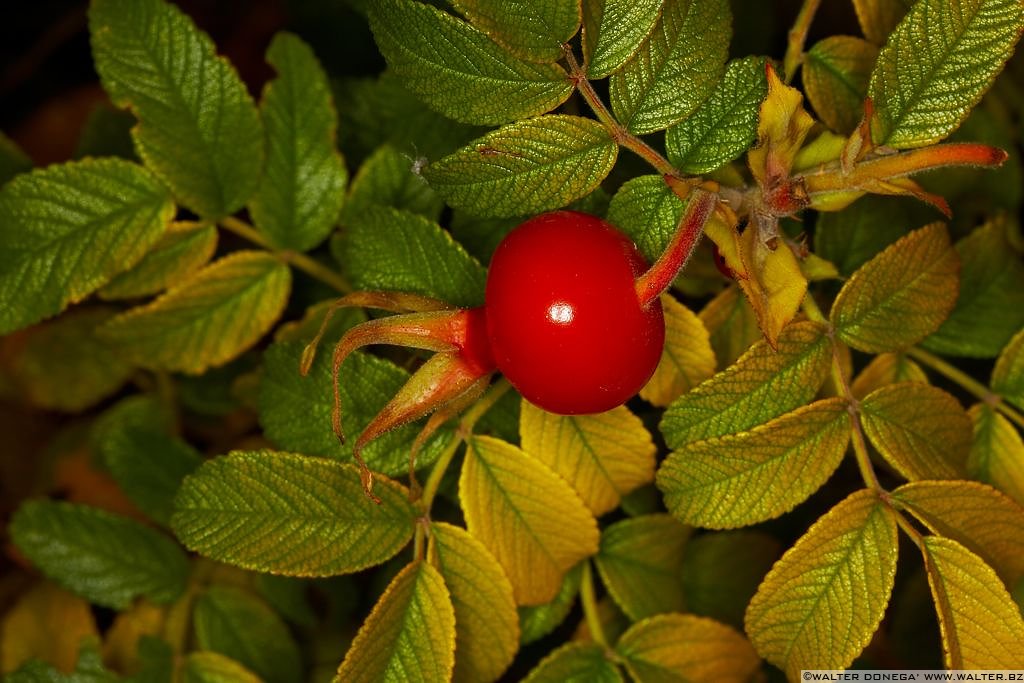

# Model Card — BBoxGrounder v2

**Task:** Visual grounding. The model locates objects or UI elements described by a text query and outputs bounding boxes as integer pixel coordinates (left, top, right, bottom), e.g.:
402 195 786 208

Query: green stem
219 215 351 294
418 378 512 512
783 0 822 82
580 561 609 649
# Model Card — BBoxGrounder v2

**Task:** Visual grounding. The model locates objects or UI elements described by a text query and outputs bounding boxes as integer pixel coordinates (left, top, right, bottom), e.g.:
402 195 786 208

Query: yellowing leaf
520 403 656 516
746 489 898 678
860 383 971 481
523 642 623 683
922 536 1024 668
831 223 960 353
803 36 878 134
967 403 1024 507
660 320 831 449
185 651 262 683
698 284 761 368
594 514 690 620
460 436 599 605
101 601 165 675
100 251 291 374
335 561 455 683
99 221 217 300
658 398 851 528
850 352 928 400
894 480 1024 586
430 523 519 683
0 581 98 674
748 63 814 189
615 613 760 683
640 294 716 407
852 0 913 44
735 222 808 346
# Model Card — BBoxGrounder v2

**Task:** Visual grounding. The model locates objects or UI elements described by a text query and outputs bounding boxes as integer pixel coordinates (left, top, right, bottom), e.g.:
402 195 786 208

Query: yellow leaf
658 398 851 528
745 489 898 679
101 601 166 675
860 382 971 481
335 560 455 683
698 284 761 368
735 224 808 347
0 581 98 674
850 352 928 399
967 403 1024 507
185 651 262 682
461 436 599 605
520 404 656 517
640 294 716 407
831 223 959 353
430 523 519 683
923 536 1024 668
748 63 815 189
616 613 760 683
894 480 1024 586
852 0 912 44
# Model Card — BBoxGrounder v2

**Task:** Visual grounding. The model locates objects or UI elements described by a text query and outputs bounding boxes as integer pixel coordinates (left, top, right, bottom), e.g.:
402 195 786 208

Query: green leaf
273 298 367 345
334 561 455 683
171 450 417 576
342 145 442 222
850 352 928 400
333 205 486 307
451 0 580 62
422 115 617 218
7 308 133 413
258 341 451 477
660 320 831 448
518 563 583 644
99 251 291 374
594 515 690 621
803 36 877 134
98 221 217 300
89 0 264 218
193 585 302 683
922 536 1024 668
430 523 518 683
523 642 623 683
681 531 781 629
609 0 731 134
249 32 347 252
745 490 899 678
183 652 261 683
831 222 959 353
0 130 32 186
992 327 1024 410
606 175 684 265
73 105 137 161
967 403 1024 507
867 0 1024 148
922 221 1024 357
9 501 189 610
852 0 913 44
254 575 316 628
658 398 851 528
813 196 930 277
0 158 173 334
665 56 769 173
93 396 202 526
616 613 761 683
368 0 572 126
860 382 972 481
894 480 1024 586
461 436 599 606
520 403 656 516
5 643 118 683
582 0 661 79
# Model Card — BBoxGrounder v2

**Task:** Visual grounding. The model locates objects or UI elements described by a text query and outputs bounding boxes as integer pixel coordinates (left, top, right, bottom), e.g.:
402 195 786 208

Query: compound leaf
522 642 622 683
10 501 189 610
831 223 959 353
992 327 1024 410
594 514 690 621
451 0 580 62
745 489 898 678
99 251 291 374
89 0 263 218
460 436 599 605
520 403 656 516
803 36 877 134
609 0 731 134
335 561 455 683
368 0 572 126
660 320 831 448
616 613 760 683
422 115 617 218
249 32 347 252
640 294 716 407
0 158 173 334
922 536 1024 668
967 403 1024 507
99 221 217 300
171 450 416 576
665 56 768 173
430 523 518 683
658 398 850 528
868 0 1024 148
860 382 972 481
582 0 661 79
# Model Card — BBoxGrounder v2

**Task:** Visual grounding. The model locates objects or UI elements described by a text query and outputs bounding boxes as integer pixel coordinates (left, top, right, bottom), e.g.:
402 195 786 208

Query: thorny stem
219 215 352 294
783 0 822 83
580 561 609 649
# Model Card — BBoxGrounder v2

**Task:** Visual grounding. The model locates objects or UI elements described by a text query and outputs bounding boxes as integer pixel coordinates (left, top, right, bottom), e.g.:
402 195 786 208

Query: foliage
2 0 1024 680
